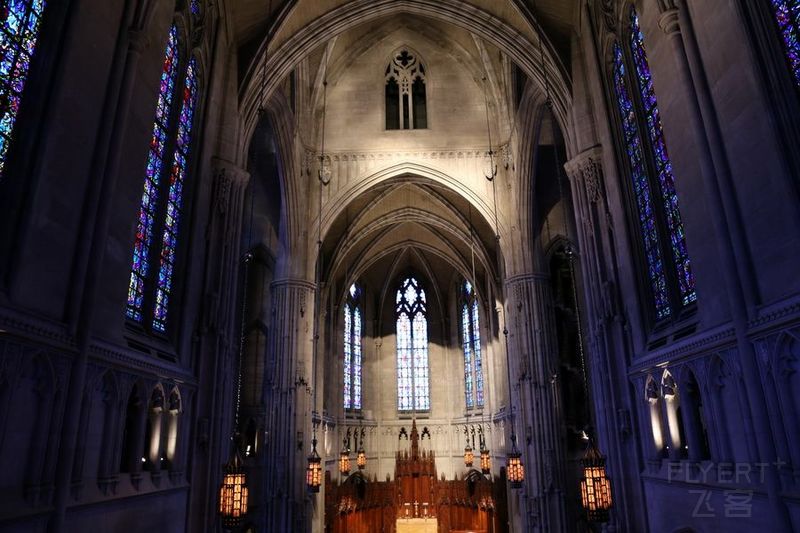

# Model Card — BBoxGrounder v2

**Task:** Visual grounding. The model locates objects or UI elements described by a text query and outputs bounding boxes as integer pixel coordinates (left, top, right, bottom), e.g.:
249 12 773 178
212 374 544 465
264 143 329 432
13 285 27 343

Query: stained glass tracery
0 0 46 177
612 42 670 319
629 9 696 308
152 56 199 332
396 277 429 411
462 281 484 408
127 25 180 323
772 0 800 86
343 284 362 410
609 8 697 320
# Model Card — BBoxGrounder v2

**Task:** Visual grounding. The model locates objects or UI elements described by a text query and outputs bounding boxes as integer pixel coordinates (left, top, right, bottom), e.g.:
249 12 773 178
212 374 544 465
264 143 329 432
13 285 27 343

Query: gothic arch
239 0 572 160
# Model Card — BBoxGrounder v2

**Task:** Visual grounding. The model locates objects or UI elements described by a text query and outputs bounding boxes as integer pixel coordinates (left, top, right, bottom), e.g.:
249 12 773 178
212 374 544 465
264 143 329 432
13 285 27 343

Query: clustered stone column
188 159 250 531
263 278 315 532
504 273 566 533
564 146 647 531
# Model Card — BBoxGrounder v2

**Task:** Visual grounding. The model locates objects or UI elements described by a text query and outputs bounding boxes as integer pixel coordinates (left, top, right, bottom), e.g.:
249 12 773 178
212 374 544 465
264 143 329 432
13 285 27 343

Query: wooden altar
325 421 505 533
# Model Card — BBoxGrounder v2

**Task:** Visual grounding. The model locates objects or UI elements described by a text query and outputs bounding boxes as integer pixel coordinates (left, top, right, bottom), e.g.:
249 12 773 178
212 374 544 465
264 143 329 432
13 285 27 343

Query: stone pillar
564 147 648 531
505 273 566 533
263 278 315 532
659 4 790 526
187 159 250 532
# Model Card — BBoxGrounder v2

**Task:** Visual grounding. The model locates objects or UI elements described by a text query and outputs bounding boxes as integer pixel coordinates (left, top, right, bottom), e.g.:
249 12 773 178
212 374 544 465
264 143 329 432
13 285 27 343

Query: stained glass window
190 0 201 15
396 277 429 411
0 0 46 178
462 281 484 409
343 284 362 410
127 25 180 323
629 8 696 308
609 8 697 321
771 0 800 86
612 42 670 320
152 56 199 332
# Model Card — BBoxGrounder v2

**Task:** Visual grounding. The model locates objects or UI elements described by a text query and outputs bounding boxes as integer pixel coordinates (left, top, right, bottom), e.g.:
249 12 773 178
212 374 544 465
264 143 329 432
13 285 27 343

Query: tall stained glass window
127 24 201 333
396 277 429 411
771 0 800 86
461 281 484 409
127 25 180 323
343 283 362 410
609 7 696 321
152 57 199 332
0 0 47 177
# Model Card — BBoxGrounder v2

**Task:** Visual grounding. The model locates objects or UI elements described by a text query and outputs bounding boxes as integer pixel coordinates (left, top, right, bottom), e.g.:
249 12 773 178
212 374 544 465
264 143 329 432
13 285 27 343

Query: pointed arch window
127 25 201 333
0 0 48 177
461 281 484 409
385 49 427 130
343 283 363 411
396 277 429 411
771 0 800 86
610 7 696 322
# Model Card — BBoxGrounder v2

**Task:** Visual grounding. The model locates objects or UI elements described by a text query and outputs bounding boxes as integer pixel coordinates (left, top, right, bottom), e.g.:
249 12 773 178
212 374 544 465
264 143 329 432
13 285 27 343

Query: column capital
565 145 604 203
658 8 681 37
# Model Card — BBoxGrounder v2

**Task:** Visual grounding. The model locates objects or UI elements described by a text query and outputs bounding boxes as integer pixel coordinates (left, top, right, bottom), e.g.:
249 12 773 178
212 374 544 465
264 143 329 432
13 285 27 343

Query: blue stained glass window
343 284 363 410
127 25 180 323
0 0 46 177
396 277 429 411
772 0 800 86
629 8 696 308
612 42 670 320
190 0 201 15
152 56 199 332
462 281 484 408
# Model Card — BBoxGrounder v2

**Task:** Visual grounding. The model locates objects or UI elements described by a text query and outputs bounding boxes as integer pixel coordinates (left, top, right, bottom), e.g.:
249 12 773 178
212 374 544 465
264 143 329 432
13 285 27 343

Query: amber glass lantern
580 442 613 522
480 448 491 475
507 449 524 488
306 438 322 493
357 446 366 470
464 445 474 467
339 448 351 475
218 450 249 527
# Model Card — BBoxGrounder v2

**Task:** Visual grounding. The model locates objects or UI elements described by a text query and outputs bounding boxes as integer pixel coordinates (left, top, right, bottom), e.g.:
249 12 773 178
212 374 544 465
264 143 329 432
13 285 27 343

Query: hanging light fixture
580 441 613 522
479 427 491 475
306 434 323 493
339 436 351 476
307 40 331 494
219 449 249 527
463 426 474 467
357 446 366 470
356 427 366 469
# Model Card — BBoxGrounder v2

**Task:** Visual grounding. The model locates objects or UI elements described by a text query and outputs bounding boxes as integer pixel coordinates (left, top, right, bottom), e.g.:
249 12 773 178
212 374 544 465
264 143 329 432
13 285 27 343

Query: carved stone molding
564 146 605 204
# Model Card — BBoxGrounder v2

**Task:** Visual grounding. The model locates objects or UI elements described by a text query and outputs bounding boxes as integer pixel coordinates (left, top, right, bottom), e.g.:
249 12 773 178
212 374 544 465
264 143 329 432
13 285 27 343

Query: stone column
263 278 315 532
565 147 647 531
505 273 566 533
659 4 790 526
186 159 250 531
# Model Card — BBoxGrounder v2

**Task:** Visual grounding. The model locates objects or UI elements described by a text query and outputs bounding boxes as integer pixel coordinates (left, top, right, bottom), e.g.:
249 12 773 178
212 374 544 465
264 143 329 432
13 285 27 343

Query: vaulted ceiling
230 0 577 80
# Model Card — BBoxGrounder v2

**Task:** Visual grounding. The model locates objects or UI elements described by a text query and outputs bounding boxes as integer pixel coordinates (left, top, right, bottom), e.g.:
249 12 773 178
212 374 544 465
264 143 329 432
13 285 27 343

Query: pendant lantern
580 441 613 522
218 450 249 528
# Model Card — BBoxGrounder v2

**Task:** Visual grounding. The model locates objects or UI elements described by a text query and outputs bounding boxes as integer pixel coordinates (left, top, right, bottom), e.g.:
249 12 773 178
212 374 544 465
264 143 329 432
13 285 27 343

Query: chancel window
343 283 363 411
610 7 696 322
385 49 427 130
461 281 484 409
396 277 430 411
127 24 201 333
771 0 800 86
0 0 47 177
